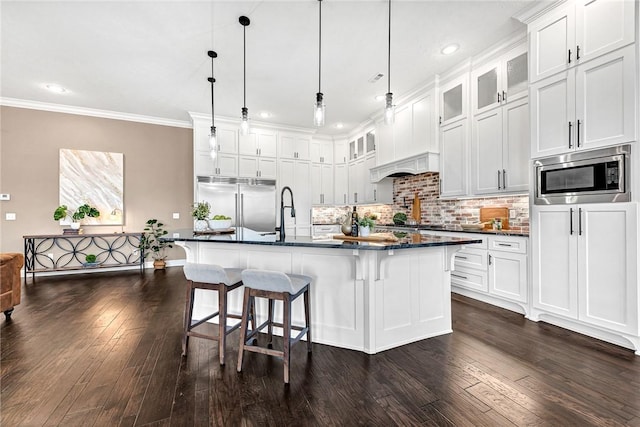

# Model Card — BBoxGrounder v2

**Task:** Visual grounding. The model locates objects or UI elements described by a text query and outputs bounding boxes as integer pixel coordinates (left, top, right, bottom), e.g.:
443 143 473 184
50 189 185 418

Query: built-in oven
534 145 630 205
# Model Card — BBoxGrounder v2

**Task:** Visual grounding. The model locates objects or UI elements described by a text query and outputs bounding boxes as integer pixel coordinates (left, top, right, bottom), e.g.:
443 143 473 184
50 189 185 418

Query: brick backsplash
393 172 529 233
312 172 529 233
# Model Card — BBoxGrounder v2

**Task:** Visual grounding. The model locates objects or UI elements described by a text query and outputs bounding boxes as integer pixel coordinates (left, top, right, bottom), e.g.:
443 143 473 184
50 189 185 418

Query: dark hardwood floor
2 268 639 426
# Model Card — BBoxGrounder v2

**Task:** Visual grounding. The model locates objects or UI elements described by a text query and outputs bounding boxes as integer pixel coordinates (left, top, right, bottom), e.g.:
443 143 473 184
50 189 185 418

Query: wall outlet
509 209 516 219
5 212 16 220
0 194 10 201
172 212 180 219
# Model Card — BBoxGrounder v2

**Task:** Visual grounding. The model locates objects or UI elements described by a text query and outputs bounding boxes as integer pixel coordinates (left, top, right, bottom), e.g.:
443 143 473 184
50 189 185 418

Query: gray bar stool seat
182 262 254 365
237 269 312 384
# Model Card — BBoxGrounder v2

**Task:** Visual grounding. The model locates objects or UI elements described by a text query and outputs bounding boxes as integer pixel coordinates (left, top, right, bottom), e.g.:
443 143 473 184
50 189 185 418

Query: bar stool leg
237 287 252 373
182 284 195 356
218 286 227 365
283 293 291 384
267 298 275 348
304 287 312 353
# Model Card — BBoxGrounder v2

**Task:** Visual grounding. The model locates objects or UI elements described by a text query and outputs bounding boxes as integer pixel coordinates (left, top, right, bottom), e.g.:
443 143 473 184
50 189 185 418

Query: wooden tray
479 207 509 230
194 228 235 235
333 233 399 243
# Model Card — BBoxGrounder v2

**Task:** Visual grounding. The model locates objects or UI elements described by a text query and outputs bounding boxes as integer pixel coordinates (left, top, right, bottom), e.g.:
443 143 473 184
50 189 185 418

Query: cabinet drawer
451 266 488 292
488 236 528 254
313 224 340 235
453 248 487 271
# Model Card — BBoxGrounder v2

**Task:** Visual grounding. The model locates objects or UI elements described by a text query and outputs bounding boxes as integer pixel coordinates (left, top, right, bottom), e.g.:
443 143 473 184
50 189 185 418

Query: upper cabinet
280 132 311 160
471 43 528 115
439 73 469 127
193 119 239 177
238 128 277 157
531 44 636 158
334 139 348 164
310 138 334 164
529 0 636 83
348 131 374 161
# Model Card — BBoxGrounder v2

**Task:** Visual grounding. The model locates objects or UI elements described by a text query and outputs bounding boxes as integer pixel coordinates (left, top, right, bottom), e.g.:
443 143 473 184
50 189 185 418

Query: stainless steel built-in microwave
534 145 630 205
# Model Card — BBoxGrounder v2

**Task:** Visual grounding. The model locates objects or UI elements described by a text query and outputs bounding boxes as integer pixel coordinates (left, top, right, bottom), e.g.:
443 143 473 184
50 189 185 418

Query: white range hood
369 152 439 183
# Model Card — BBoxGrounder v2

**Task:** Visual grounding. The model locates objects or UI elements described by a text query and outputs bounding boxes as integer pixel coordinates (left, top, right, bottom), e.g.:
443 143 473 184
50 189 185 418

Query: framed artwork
59 149 124 225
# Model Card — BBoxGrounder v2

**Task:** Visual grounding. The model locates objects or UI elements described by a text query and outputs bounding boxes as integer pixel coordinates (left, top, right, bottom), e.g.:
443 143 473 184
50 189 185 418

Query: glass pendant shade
314 92 325 127
384 92 395 125
209 126 217 159
240 107 250 136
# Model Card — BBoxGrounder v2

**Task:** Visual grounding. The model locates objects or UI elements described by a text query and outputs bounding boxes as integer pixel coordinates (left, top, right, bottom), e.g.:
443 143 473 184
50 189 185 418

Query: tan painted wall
0 106 194 260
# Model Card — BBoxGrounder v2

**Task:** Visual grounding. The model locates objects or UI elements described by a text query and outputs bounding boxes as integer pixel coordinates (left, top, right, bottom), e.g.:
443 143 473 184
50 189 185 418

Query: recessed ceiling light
441 44 459 55
259 111 271 119
375 95 385 102
44 83 67 93
335 123 344 129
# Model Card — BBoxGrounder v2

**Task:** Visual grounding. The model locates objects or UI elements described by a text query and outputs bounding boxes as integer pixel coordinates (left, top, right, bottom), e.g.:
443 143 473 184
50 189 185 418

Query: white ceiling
1 1 538 135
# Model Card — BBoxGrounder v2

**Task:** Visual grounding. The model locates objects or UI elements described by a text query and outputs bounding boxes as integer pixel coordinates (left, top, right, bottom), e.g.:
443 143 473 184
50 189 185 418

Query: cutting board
333 232 399 243
480 207 509 229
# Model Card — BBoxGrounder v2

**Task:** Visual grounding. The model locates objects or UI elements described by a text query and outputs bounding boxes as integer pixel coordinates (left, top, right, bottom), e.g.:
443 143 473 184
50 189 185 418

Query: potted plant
140 219 173 270
358 216 375 237
83 254 99 267
54 204 100 229
192 201 211 231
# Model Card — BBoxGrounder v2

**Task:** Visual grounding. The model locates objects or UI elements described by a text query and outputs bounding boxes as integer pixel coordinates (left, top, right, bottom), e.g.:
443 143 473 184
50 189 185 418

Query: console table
23 232 144 280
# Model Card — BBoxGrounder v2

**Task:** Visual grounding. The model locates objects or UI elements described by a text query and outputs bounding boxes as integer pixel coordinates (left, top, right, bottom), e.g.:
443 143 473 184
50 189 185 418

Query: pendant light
239 16 251 136
384 0 395 125
208 50 218 160
313 0 325 127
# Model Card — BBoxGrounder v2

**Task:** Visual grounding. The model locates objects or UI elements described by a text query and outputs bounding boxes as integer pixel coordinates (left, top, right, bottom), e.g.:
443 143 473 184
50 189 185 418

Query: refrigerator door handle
240 193 245 228
235 193 239 229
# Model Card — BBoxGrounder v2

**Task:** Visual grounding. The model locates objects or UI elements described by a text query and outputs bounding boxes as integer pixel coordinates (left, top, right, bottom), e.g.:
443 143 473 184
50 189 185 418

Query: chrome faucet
277 186 295 241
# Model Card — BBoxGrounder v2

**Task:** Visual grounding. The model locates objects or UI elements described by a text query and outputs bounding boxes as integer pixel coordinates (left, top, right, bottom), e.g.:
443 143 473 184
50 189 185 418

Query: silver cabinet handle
502 169 506 189
497 243 512 247
374 189 377 201
570 208 574 235
578 208 583 236
488 254 492 265
569 122 573 148
497 170 502 190
577 119 581 148
497 92 501 103
451 273 468 280
576 45 581 60
455 255 468 260
502 91 506 102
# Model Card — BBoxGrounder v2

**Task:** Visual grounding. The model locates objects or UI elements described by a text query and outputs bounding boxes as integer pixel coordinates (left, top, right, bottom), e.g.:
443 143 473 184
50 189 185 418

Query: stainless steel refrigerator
196 176 277 233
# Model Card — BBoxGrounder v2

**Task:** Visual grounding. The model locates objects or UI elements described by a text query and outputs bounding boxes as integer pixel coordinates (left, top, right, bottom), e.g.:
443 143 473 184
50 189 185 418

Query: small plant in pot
358 216 376 237
140 219 173 270
192 202 211 231
54 204 100 229
84 254 99 267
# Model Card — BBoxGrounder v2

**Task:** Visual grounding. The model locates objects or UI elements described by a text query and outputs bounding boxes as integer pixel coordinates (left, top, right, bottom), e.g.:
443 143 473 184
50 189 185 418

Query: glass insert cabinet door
477 68 499 111
443 84 463 122
506 52 528 98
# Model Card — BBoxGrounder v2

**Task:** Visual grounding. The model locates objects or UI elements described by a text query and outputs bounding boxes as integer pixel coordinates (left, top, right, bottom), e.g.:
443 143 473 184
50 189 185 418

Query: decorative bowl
208 219 232 229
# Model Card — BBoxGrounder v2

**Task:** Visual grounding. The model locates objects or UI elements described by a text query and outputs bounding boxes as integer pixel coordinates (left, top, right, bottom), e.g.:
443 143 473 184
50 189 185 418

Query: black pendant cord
243 24 247 109
387 0 391 95
318 0 322 94
208 50 217 131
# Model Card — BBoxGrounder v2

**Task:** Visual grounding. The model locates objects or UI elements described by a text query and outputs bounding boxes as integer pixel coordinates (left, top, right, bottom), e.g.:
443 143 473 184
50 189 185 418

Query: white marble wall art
59 149 124 225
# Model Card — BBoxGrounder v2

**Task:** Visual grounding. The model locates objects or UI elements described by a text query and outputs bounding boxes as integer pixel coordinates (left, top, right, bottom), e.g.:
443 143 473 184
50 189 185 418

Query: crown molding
513 0 568 24
188 111 316 135
0 98 192 128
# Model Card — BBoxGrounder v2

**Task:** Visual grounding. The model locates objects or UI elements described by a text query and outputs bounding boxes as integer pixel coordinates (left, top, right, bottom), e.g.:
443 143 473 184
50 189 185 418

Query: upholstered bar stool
237 269 312 384
182 262 254 365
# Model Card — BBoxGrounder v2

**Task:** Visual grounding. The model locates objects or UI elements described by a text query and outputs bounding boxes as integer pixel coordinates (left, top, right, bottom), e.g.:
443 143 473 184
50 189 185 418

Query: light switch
172 212 180 219
0 194 10 201
6 212 16 220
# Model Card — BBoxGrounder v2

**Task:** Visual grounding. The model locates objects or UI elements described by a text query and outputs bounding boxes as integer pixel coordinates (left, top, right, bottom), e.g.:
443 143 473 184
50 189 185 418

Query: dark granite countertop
162 228 482 251
375 224 529 237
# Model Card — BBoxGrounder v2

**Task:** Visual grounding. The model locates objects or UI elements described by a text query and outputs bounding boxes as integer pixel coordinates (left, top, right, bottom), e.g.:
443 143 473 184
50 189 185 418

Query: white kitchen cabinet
363 153 392 204
280 133 310 160
195 152 238 177
488 236 528 304
193 120 239 177
439 119 468 198
531 45 636 158
439 73 468 127
392 104 412 160
531 203 637 335
311 163 334 205
472 42 528 115
348 158 365 204
334 139 348 164
334 163 349 205
471 97 529 195
529 0 635 83
310 138 334 164
278 159 311 237
238 156 277 179
375 119 394 163
239 128 277 157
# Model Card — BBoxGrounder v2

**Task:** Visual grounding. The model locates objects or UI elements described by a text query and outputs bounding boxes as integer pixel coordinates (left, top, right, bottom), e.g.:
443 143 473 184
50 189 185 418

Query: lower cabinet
531 203 638 336
435 231 529 314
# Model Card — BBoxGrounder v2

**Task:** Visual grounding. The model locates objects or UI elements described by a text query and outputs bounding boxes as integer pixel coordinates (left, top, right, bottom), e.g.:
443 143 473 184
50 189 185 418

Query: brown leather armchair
1 253 24 319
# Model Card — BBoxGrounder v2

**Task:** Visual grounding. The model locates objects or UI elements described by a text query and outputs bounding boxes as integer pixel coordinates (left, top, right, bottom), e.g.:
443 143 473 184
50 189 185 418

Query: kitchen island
165 229 481 354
